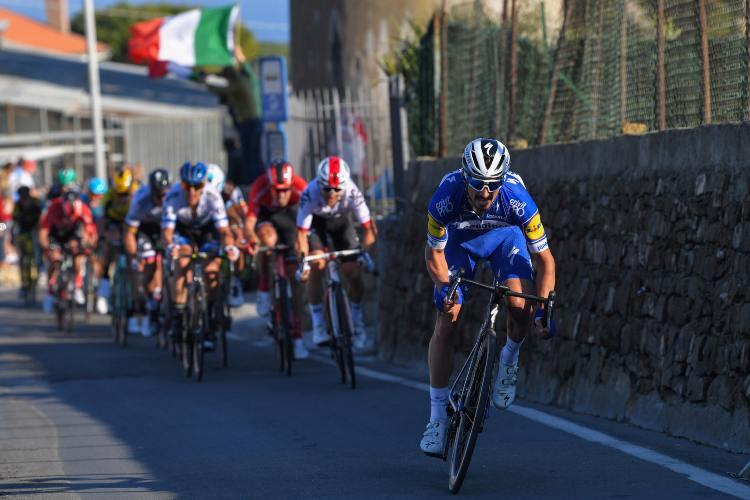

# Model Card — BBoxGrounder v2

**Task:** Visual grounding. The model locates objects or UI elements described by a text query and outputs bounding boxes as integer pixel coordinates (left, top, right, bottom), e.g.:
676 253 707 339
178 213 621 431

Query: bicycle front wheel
334 287 356 389
448 329 497 494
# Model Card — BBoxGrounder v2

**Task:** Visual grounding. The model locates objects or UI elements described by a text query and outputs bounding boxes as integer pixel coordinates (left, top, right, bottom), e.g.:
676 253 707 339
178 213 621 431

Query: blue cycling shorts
445 226 534 290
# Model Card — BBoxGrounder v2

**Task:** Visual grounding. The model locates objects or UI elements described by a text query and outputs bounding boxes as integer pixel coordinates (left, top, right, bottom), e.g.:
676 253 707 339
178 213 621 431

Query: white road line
328 357 750 499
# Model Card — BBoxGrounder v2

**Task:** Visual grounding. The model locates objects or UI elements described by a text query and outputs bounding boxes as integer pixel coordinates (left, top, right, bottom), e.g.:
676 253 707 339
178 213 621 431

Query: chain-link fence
398 0 750 156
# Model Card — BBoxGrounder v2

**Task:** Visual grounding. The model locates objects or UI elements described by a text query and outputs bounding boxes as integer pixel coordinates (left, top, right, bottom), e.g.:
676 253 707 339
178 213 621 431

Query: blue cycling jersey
426 169 548 254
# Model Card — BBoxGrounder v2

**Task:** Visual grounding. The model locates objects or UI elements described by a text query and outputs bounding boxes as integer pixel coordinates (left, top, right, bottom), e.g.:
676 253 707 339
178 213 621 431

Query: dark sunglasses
322 186 343 193
465 176 503 193
182 181 205 190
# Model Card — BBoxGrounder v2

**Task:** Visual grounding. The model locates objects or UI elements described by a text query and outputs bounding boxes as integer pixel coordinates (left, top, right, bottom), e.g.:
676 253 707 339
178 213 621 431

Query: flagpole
83 0 106 180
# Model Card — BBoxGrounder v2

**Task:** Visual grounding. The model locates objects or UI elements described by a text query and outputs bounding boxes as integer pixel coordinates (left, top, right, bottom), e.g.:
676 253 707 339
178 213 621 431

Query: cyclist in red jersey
244 160 308 359
39 191 98 313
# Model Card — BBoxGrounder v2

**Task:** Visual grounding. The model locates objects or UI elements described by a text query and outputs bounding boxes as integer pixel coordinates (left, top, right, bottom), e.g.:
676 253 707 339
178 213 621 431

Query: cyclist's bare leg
203 257 222 302
307 250 326 306
504 278 535 343
46 248 62 288
340 261 364 303
428 306 462 388
172 244 193 304
144 261 160 295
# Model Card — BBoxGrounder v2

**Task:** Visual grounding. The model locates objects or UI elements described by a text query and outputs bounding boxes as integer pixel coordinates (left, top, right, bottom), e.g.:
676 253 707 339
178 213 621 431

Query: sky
0 0 289 43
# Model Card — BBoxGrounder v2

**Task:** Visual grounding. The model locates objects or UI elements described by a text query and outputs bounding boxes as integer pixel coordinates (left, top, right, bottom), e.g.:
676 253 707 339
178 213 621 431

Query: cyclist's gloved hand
224 245 240 262
295 262 311 282
433 284 462 312
534 308 556 339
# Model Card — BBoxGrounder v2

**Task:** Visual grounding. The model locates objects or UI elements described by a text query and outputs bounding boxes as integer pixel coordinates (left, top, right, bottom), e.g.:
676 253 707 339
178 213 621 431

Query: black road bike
440 269 555 494
175 250 231 382
257 245 296 376
301 248 375 389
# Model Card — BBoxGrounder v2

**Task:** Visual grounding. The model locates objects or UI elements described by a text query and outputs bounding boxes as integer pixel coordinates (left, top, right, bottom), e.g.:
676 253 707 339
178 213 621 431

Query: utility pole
83 0 106 179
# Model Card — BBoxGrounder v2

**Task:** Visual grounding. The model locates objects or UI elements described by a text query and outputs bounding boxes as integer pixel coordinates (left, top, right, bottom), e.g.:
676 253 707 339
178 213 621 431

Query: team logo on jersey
524 213 545 240
427 214 446 239
435 196 454 217
509 199 526 217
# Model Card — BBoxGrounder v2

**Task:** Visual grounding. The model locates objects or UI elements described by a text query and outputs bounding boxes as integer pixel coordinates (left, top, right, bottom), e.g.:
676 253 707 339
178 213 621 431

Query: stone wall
377 123 750 453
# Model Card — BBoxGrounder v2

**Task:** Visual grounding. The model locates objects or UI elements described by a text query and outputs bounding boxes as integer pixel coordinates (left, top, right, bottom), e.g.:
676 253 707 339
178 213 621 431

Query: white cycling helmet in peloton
316 156 351 191
462 138 510 192
206 163 226 191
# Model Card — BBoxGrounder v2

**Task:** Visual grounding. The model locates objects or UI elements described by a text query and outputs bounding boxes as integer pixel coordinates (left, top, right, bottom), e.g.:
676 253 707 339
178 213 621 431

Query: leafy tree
71 2 265 64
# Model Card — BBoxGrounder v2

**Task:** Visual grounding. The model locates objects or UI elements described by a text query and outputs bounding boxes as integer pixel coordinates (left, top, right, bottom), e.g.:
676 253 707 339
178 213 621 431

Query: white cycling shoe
95 296 108 315
140 317 153 337
127 317 140 335
492 361 519 409
293 338 309 360
256 290 271 318
312 323 331 346
73 288 86 306
352 327 373 353
419 420 447 457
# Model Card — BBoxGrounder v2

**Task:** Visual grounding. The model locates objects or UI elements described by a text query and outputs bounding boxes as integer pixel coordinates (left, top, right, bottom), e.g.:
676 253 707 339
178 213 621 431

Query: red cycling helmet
267 159 294 190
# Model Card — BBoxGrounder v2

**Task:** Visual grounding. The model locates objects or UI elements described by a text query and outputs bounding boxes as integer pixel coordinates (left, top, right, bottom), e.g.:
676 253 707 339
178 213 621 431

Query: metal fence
287 86 395 218
400 0 750 156
124 115 225 178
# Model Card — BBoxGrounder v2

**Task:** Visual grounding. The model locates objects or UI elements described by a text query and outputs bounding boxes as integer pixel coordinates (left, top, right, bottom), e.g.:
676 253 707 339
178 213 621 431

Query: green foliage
71 2 260 65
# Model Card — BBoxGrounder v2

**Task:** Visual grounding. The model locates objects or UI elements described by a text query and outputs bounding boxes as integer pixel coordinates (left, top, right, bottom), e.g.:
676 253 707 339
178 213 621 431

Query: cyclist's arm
425 245 450 287
532 249 555 305
162 226 174 248
218 225 235 248
38 227 50 251
244 214 259 245
124 225 138 257
296 229 309 261
361 221 376 252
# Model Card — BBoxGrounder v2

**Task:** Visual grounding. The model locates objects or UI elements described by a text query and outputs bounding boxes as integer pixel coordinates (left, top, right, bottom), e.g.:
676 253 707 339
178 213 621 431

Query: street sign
259 56 288 123
262 127 287 164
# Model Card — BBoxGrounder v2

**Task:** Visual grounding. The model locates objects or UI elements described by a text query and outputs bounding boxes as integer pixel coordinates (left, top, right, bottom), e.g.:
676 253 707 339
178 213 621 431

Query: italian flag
129 5 239 68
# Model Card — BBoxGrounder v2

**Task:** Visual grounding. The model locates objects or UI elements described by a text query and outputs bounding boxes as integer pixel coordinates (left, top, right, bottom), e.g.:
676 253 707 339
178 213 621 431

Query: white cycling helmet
316 156 351 190
206 163 226 191
462 138 510 181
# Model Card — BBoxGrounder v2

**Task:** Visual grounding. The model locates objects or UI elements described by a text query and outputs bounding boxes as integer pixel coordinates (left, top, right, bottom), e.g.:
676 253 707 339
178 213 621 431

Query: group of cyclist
11 154 378 361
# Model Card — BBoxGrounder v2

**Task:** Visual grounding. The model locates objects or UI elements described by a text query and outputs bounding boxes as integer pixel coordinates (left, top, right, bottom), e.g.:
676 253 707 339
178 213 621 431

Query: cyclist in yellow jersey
95 167 139 319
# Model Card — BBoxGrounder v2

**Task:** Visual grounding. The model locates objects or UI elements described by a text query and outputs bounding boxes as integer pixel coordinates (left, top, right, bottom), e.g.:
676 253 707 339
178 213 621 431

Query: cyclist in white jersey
124 168 171 337
161 162 240 348
296 156 376 352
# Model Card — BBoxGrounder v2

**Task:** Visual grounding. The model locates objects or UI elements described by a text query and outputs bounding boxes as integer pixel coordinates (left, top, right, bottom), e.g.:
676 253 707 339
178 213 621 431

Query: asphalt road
0 288 748 499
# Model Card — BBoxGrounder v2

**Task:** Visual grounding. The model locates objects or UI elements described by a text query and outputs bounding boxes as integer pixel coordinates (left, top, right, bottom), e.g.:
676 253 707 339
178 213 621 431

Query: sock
74 273 83 289
309 303 324 329
152 287 162 302
501 337 524 365
430 386 449 423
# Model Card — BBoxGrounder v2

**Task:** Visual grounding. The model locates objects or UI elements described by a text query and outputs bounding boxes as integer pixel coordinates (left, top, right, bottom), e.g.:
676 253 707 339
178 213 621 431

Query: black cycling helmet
149 168 171 193
16 186 31 198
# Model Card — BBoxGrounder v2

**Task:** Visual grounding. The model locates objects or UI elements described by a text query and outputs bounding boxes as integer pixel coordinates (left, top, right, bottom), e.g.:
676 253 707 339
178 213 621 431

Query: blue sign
262 127 288 164
258 56 288 123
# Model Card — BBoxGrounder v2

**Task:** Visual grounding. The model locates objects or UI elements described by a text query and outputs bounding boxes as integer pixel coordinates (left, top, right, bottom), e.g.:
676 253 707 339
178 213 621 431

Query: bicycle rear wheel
448 329 496 494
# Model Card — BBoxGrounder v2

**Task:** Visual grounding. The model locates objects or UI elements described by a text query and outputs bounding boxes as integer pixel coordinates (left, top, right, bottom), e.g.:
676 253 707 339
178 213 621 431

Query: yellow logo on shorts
427 214 446 239
524 213 545 240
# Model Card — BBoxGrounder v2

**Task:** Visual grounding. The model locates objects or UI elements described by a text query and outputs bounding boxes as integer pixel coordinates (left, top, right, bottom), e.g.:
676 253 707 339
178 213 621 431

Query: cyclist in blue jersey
419 138 556 456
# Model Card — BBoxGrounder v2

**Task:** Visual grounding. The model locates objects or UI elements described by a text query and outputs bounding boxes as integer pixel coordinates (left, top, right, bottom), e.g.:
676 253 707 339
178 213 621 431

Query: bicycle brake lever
446 268 465 303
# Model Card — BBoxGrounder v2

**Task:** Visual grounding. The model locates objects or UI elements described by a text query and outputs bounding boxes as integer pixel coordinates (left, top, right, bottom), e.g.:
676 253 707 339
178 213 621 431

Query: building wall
376 123 750 453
